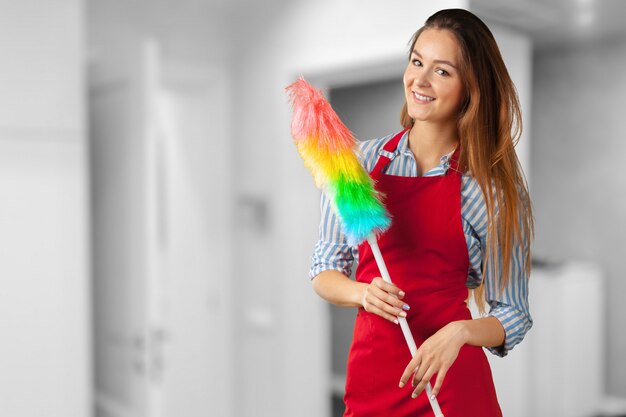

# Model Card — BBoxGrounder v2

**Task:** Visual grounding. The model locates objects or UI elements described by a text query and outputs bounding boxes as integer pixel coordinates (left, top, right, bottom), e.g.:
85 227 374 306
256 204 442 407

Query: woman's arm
311 270 365 308
461 175 533 357
458 316 505 349
483 235 533 356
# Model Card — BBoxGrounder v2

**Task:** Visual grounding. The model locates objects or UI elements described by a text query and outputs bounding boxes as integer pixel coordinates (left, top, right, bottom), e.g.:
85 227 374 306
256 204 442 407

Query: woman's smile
412 91 435 103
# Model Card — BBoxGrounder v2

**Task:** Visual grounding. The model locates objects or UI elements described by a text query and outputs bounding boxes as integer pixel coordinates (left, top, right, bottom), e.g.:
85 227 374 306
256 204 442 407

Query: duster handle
366 234 445 417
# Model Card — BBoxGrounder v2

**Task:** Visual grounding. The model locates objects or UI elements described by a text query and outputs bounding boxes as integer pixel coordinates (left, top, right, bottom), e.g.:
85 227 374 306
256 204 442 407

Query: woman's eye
436 69 449 76
411 59 422 67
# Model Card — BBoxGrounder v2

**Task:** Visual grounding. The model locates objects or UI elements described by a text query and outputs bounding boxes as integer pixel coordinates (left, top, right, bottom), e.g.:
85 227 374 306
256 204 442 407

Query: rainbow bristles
285 77 390 245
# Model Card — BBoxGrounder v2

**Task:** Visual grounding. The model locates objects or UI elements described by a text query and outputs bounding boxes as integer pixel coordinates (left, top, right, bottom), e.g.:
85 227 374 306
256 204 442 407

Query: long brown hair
400 9 534 314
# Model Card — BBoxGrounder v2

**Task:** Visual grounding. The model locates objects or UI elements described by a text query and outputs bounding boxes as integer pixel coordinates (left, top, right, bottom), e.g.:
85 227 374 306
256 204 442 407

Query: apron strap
370 128 463 177
370 128 409 178
448 144 462 174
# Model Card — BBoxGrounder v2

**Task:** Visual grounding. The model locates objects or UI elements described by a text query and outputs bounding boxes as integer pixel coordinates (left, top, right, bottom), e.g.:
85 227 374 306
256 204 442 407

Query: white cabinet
482 262 605 417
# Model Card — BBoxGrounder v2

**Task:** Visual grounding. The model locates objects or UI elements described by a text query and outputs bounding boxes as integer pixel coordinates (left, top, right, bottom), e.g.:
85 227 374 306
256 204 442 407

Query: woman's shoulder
461 174 523 205
357 131 403 172
460 173 480 192
460 174 494 215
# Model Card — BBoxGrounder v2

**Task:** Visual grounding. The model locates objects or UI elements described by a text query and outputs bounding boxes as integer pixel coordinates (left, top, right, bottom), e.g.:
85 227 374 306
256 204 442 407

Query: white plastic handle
367 234 444 417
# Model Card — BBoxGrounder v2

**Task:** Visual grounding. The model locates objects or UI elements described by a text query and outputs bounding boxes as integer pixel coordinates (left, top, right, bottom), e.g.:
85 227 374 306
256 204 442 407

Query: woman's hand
398 320 467 399
360 277 410 324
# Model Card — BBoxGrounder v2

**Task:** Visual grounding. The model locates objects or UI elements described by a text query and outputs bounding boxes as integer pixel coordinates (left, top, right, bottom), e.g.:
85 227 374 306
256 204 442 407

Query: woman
310 8 534 417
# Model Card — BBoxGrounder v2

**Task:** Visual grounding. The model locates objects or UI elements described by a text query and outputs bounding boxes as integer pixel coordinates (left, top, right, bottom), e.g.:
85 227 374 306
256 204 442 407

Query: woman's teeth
413 92 434 101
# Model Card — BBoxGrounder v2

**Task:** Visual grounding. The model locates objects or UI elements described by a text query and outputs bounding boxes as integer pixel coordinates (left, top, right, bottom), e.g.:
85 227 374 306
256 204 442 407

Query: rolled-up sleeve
461 176 533 357
483 233 533 357
309 191 358 279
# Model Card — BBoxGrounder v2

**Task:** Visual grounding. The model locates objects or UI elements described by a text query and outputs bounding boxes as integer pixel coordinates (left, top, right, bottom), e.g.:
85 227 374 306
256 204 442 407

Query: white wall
231 2 468 417
532 38 626 398
330 79 405 141
0 1 90 417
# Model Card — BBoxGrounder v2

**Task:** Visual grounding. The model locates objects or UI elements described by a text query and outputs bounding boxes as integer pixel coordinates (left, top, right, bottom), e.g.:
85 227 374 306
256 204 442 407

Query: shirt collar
394 130 455 173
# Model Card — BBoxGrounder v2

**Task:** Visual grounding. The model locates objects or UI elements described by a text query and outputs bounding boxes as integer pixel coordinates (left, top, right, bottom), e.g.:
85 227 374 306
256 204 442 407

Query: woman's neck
407 122 459 175
408 121 459 161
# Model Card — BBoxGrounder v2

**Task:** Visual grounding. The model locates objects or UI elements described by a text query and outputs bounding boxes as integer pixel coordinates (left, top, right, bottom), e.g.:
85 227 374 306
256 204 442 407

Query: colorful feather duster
285 77 390 246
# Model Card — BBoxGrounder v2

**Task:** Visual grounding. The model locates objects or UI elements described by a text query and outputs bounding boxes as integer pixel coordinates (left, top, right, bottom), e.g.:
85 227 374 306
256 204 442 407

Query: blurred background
1 0 625 416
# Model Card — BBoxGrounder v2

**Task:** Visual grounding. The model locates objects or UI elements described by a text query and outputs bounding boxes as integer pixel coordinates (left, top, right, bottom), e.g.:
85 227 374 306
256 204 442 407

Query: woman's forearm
459 316 506 349
312 271 506 349
311 270 367 308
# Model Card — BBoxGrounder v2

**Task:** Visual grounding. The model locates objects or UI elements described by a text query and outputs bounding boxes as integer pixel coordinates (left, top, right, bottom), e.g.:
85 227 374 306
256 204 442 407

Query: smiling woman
309 8 534 417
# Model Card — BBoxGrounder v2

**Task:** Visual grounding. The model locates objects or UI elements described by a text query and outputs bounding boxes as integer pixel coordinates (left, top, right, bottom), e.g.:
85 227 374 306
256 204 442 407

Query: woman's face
403 28 465 125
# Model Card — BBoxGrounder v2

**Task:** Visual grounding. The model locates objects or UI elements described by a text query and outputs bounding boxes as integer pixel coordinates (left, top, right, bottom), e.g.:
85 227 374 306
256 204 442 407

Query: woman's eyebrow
412 50 458 69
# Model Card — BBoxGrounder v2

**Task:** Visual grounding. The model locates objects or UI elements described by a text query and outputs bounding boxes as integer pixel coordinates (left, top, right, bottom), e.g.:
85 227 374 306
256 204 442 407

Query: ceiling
87 0 626 60
86 0 289 61
469 0 626 50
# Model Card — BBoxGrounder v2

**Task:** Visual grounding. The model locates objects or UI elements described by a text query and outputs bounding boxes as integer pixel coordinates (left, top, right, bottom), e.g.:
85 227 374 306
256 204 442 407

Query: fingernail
411 392 417 399
399 291 405 297
402 304 410 311
393 319 399 324
398 381 404 388
400 311 407 317
430 394 436 401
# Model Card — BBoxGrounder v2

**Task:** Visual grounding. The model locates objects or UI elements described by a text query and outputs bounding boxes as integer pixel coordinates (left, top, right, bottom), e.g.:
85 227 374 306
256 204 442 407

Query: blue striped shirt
309 131 532 357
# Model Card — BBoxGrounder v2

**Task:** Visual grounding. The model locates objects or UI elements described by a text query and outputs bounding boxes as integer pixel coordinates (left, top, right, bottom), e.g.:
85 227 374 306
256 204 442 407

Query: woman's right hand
360 277 410 324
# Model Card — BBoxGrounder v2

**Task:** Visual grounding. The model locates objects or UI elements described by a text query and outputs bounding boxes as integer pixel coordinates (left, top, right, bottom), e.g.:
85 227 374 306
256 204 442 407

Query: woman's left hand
398 320 467 400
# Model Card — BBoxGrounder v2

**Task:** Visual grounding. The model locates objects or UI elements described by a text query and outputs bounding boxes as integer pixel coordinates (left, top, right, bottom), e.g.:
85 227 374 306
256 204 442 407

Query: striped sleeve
461 175 533 357
309 191 358 279
308 135 392 279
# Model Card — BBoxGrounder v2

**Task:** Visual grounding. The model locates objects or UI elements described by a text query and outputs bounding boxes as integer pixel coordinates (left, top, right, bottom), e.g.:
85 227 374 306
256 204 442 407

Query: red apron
344 130 502 417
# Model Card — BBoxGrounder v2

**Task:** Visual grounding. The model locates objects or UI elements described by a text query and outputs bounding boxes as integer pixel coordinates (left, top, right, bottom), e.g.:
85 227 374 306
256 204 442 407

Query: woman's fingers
372 277 406 299
399 356 439 399
430 367 448 398
411 365 449 400
360 277 410 324
370 285 407 315
363 285 407 321
365 304 400 324
371 278 410 310
411 365 436 399
411 352 431 387
399 356 420 388
364 292 404 322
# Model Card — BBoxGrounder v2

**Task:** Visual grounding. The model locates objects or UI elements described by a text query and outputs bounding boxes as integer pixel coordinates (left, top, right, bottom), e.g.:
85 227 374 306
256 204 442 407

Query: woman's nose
415 72 431 88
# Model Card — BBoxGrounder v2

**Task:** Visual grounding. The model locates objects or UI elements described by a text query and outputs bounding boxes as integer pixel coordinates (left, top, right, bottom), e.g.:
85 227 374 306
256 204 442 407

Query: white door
91 39 164 417
155 65 233 417
90 40 233 417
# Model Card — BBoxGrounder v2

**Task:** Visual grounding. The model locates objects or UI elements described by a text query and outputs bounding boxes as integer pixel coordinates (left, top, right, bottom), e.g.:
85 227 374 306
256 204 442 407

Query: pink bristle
286 77 354 152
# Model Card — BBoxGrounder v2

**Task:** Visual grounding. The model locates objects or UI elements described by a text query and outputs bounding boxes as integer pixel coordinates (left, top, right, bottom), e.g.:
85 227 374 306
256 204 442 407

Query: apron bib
343 129 502 417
